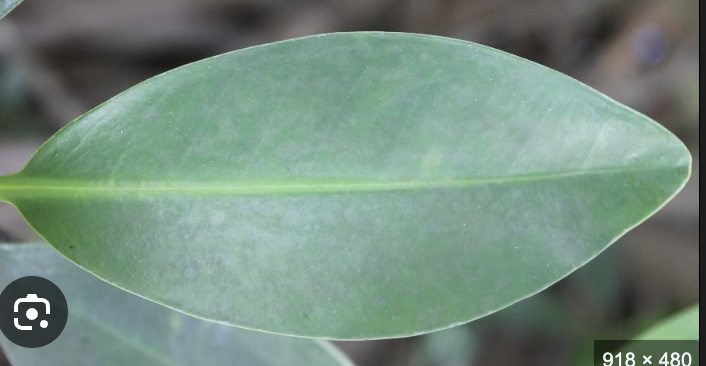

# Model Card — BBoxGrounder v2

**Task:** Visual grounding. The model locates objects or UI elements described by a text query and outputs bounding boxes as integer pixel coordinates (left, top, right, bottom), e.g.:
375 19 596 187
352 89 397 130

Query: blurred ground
0 0 698 365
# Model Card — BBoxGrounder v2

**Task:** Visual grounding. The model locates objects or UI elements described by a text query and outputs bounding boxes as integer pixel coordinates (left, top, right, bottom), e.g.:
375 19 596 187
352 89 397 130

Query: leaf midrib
0 165 681 198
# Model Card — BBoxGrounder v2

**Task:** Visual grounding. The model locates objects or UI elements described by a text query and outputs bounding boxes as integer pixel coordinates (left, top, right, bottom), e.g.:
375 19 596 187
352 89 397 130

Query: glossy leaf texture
0 32 691 339
0 0 23 19
0 244 353 366
635 305 699 341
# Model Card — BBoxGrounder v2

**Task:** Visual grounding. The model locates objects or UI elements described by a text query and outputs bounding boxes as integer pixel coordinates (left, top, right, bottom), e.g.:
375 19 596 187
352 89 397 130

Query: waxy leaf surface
0 33 691 339
635 305 699 341
0 0 23 19
0 244 353 365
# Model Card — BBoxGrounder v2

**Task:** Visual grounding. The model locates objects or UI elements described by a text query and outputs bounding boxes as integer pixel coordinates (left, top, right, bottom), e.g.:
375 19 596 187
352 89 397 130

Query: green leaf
0 0 23 19
0 244 353 366
421 325 478 366
634 305 699 341
572 306 700 366
0 32 691 339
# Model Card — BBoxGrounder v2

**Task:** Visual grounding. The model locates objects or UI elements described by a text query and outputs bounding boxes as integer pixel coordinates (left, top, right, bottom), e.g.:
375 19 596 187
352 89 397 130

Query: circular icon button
0 276 68 348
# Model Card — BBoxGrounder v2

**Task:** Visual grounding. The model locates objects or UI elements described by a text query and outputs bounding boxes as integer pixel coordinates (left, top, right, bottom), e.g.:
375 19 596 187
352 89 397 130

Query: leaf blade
635 305 699 341
0 32 691 339
0 244 353 366
0 0 23 19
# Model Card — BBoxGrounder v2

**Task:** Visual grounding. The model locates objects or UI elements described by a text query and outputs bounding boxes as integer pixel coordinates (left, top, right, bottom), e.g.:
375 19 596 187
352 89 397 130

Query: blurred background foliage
0 0 698 365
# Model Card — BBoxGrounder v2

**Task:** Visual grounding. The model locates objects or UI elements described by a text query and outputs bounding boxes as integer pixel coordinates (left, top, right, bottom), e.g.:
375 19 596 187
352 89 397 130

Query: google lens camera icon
0 276 67 348
14 294 50 330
